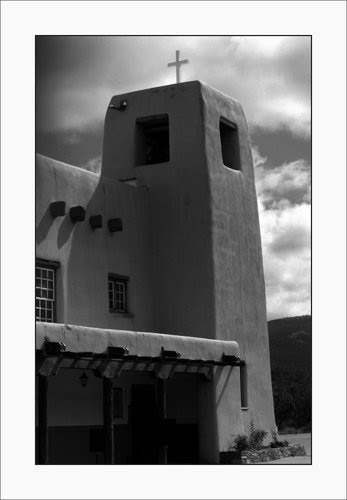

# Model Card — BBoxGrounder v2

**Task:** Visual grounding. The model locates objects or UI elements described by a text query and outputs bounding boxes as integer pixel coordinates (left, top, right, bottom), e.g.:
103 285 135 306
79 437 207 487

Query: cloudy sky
36 36 311 321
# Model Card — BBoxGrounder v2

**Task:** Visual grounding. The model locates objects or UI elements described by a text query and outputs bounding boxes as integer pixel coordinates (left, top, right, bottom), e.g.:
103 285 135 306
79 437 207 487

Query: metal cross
168 50 189 83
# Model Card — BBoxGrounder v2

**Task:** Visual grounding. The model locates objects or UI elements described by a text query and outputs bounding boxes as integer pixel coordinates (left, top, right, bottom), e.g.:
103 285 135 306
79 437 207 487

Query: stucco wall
101 81 275 441
102 82 216 340
200 82 276 436
36 154 154 331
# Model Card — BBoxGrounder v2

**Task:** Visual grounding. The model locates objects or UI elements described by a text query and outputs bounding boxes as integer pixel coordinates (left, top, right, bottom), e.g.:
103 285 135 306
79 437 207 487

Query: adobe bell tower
101 81 276 450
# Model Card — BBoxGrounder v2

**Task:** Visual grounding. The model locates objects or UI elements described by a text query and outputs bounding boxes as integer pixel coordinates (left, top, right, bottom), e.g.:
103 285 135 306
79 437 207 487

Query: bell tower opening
219 117 241 171
136 114 170 166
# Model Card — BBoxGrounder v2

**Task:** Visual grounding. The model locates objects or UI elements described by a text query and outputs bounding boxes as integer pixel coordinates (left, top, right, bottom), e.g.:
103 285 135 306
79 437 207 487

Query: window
113 387 123 418
108 274 128 313
136 114 170 165
35 260 58 322
240 364 248 409
219 117 241 171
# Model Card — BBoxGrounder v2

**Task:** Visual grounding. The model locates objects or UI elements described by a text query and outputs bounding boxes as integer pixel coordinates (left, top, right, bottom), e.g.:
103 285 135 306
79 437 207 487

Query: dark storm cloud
36 124 104 168
36 36 311 138
251 129 311 166
36 36 192 133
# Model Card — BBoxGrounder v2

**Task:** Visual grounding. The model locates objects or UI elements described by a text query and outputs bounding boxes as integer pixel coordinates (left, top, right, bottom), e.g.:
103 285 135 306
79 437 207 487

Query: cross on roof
168 50 189 83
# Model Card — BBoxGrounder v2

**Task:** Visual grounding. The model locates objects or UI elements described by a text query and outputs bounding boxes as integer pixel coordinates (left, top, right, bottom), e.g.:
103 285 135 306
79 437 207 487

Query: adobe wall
101 81 276 446
102 82 216 340
36 154 154 331
200 82 276 437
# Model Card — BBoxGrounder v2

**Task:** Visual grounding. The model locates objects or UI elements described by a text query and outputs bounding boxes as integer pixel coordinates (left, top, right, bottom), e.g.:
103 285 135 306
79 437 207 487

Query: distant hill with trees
268 315 312 432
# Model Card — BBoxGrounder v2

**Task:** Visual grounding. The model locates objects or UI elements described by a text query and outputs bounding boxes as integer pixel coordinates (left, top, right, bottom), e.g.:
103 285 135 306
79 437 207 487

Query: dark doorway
129 384 158 464
167 423 199 464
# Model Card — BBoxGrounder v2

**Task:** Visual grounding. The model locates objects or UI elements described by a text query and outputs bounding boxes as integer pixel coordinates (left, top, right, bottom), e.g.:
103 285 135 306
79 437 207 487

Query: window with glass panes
108 275 128 313
36 264 56 322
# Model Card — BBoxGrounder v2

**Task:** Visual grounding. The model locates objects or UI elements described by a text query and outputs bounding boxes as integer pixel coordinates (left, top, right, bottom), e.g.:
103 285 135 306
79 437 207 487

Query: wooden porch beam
157 378 168 464
103 377 114 464
37 375 48 464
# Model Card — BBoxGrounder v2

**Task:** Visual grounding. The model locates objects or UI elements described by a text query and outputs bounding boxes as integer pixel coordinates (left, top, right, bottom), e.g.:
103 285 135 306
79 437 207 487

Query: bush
249 420 267 450
233 420 268 451
234 434 249 451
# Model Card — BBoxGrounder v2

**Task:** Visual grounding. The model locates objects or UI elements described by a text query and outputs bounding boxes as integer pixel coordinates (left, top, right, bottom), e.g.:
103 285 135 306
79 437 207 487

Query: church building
36 80 276 464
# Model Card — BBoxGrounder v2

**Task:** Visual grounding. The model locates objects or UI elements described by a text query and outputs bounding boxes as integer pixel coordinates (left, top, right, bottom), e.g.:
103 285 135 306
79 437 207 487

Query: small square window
136 114 170 166
108 275 128 313
219 117 241 171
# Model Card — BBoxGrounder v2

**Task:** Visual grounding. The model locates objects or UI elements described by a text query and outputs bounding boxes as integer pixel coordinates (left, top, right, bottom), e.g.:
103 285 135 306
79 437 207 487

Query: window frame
108 273 129 314
35 259 59 323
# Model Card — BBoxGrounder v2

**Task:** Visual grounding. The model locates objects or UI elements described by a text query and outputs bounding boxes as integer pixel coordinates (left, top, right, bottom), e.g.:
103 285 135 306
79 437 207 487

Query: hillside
267 315 312 431
268 315 312 372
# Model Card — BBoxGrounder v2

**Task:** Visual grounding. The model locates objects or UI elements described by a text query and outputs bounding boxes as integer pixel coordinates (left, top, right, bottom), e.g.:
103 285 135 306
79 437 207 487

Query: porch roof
36 322 240 362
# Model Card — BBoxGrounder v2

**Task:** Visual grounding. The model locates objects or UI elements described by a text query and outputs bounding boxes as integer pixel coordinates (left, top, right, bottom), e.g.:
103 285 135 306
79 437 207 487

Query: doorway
129 384 158 464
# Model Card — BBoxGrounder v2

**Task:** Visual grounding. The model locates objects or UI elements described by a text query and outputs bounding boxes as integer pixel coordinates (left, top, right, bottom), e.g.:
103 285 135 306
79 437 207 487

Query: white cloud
82 155 101 173
224 36 311 137
231 36 294 58
254 147 311 319
254 147 311 207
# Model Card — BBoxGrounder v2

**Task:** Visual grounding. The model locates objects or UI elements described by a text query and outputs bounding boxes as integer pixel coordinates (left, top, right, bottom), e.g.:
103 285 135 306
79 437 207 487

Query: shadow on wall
36 206 54 245
215 366 234 407
63 177 106 327
58 215 76 249
36 203 76 248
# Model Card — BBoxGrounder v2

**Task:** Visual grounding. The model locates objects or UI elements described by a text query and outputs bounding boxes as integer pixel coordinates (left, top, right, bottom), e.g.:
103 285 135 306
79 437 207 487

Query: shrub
233 420 268 451
234 434 249 451
248 419 267 450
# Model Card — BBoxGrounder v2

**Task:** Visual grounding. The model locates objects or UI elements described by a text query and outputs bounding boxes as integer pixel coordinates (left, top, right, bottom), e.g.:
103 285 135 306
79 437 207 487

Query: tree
271 367 311 431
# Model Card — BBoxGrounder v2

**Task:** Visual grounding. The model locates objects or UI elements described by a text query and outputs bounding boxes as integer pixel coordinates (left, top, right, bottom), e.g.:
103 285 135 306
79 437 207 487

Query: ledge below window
110 311 134 318
241 407 249 411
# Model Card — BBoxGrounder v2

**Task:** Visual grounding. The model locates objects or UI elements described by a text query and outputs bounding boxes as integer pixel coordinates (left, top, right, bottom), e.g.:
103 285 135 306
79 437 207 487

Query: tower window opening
136 114 170 166
219 117 241 171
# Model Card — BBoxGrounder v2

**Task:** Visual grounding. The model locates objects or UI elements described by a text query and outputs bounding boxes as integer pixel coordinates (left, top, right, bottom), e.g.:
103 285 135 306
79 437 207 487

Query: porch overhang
36 322 242 379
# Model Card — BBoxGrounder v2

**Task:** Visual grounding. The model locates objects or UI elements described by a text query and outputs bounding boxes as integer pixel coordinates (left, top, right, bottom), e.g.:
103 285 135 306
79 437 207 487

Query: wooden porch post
38 374 48 464
103 377 114 464
157 378 168 464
